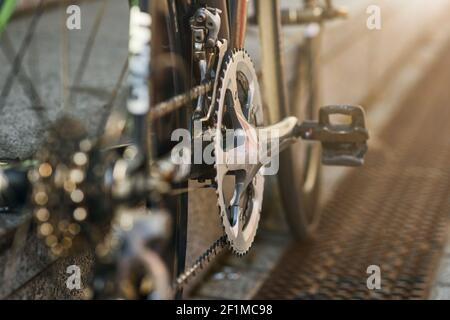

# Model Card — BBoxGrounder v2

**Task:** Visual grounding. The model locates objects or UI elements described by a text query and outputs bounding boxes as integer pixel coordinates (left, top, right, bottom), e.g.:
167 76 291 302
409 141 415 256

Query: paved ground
0 0 129 160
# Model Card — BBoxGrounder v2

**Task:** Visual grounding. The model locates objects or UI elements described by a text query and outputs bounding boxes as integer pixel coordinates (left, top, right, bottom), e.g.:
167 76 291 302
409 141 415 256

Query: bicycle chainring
214 49 265 256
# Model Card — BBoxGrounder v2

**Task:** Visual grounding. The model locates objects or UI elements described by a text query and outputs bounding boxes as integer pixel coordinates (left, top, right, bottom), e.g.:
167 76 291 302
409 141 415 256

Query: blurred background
1 0 450 299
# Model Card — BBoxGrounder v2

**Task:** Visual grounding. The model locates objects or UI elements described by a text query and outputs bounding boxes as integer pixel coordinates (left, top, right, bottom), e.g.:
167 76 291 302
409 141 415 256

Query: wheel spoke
60 1 70 110
96 58 129 137
70 0 109 105
1 31 42 109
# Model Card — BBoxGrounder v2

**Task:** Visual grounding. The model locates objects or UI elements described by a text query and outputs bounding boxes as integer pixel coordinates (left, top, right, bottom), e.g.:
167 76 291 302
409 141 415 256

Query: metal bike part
215 102 368 255
150 81 213 121
297 105 369 166
0 168 29 210
213 50 368 254
174 235 228 290
252 105 369 168
207 0 230 40
215 49 265 255
225 105 370 169
191 7 222 120
200 39 228 124
190 7 222 51
93 209 173 300
280 0 347 25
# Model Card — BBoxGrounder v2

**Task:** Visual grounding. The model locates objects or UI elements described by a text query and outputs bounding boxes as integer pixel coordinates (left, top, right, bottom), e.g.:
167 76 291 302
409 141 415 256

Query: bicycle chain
150 82 213 120
173 235 229 291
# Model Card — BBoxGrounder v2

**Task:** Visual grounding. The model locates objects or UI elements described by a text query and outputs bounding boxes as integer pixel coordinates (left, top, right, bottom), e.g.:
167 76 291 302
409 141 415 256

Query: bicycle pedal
298 105 369 167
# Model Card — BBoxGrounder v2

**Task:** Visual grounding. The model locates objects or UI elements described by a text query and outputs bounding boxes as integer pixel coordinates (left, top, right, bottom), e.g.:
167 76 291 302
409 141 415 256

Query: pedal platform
297 105 369 167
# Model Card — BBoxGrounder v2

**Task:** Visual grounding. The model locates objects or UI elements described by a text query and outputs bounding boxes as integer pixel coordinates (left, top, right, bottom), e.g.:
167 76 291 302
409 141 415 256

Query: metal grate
255 49 450 300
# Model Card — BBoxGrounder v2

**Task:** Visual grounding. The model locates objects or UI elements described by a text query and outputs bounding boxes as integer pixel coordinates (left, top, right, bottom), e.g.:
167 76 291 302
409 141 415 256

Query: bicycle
0 0 368 299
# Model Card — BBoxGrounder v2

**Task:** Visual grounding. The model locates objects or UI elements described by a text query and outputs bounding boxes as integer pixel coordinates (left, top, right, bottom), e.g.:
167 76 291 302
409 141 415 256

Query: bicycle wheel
279 29 323 240
258 1 322 240
0 0 131 264
149 0 193 297
0 0 129 160
0 0 190 299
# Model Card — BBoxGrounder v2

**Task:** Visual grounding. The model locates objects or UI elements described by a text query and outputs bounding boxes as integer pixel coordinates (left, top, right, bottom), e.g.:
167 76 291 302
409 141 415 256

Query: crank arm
193 103 368 206
235 105 368 194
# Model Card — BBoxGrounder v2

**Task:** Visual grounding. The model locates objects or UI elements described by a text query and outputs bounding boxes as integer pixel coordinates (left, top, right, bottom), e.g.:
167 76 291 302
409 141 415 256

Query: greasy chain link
150 81 213 120
174 235 228 290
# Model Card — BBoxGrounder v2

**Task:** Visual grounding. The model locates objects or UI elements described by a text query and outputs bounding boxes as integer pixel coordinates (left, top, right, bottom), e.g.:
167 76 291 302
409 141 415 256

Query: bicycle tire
284 36 323 241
